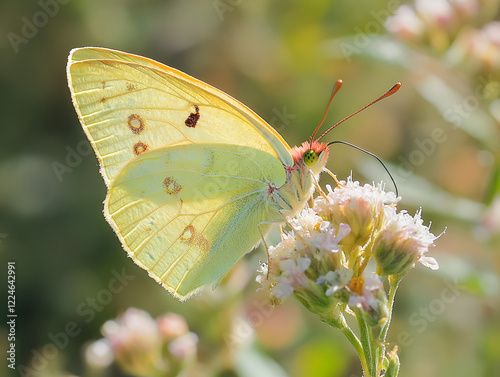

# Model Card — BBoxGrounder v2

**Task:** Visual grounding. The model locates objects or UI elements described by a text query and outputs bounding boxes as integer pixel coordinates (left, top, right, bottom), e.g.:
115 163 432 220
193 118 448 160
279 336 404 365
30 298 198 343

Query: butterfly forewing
67 47 292 186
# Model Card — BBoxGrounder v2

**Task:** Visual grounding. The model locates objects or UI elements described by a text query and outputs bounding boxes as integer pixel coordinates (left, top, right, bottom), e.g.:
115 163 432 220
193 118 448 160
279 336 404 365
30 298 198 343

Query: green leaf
235 344 291 377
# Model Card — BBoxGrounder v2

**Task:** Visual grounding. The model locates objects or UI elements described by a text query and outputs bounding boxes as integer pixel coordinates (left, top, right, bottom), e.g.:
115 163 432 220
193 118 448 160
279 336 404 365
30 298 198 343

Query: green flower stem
336 314 371 377
380 275 403 343
356 313 377 377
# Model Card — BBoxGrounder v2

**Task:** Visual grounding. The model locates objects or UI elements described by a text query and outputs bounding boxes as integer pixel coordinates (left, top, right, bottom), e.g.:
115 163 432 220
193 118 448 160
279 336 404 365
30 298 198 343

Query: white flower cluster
257 178 440 322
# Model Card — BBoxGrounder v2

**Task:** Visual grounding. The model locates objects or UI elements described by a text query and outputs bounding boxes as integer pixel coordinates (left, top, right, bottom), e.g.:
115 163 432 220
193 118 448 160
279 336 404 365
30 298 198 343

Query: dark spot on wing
133 141 149 156
128 114 145 134
180 224 210 253
164 176 182 195
180 225 196 243
185 105 200 128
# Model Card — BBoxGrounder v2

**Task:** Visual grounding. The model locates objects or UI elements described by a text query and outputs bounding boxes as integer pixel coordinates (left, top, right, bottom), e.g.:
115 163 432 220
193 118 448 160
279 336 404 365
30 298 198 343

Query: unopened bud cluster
85 308 198 377
385 0 500 70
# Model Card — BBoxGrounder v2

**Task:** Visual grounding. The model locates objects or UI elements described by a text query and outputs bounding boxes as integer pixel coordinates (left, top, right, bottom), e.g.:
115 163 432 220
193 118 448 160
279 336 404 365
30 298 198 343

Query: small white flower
317 267 353 296
85 338 114 368
310 221 351 253
102 308 160 351
290 208 323 237
452 0 480 17
255 262 269 285
483 21 500 46
385 4 425 39
348 274 385 315
280 257 311 286
168 332 198 359
157 312 189 340
296 257 312 271
337 223 352 240
311 221 350 253
273 281 295 299
272 257 311 299
419 256 440 270
415 0 454 26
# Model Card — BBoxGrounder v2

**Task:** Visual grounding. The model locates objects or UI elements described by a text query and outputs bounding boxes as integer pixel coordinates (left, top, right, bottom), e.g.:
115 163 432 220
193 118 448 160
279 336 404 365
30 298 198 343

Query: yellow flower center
348 277 365 296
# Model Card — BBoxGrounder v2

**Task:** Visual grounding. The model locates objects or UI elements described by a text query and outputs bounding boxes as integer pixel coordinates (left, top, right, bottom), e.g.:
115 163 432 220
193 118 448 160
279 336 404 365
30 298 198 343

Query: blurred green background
1 0 499 376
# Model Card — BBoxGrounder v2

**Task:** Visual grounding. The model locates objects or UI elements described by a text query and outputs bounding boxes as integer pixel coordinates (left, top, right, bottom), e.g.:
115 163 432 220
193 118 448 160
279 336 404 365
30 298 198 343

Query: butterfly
67 47 400 301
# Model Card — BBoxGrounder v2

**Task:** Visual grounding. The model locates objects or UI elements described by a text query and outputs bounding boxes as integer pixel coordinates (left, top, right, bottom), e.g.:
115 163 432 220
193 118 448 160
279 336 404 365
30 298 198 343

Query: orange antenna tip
310 79 344 141
317 82 402 141
386 82 401 96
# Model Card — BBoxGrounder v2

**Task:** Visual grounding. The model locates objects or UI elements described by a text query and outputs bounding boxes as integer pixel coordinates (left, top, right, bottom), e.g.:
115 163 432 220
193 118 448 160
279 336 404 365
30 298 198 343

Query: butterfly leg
311 172 327 200
257 218 287 278
257 218 285 254
324 167 344 188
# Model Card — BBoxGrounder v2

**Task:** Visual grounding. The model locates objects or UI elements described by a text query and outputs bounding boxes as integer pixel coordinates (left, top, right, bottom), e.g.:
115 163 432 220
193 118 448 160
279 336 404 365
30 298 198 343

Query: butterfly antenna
317 82 402 141
310 80 343 142
327 141 399 197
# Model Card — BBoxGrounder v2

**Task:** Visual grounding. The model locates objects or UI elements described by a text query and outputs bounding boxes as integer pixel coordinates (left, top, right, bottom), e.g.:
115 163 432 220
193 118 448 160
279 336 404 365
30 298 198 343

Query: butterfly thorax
274 141 329 219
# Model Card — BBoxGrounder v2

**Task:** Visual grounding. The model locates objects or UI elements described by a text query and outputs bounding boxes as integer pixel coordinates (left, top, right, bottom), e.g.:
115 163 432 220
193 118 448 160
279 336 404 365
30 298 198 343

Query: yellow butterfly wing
67 47 297 300
67 47 293 186
106 144 286 299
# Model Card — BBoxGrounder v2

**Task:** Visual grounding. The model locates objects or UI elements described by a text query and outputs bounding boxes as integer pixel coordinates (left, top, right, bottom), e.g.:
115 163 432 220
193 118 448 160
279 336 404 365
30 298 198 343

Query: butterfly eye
303 150 318 166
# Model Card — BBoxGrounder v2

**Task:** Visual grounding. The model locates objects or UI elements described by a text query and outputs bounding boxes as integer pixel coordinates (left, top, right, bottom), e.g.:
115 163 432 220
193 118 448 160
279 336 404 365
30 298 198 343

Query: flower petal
419 256 440 270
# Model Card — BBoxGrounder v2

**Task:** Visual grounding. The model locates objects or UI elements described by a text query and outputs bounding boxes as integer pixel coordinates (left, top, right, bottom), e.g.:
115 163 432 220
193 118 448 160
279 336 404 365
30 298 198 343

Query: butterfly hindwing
105 144 287 299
